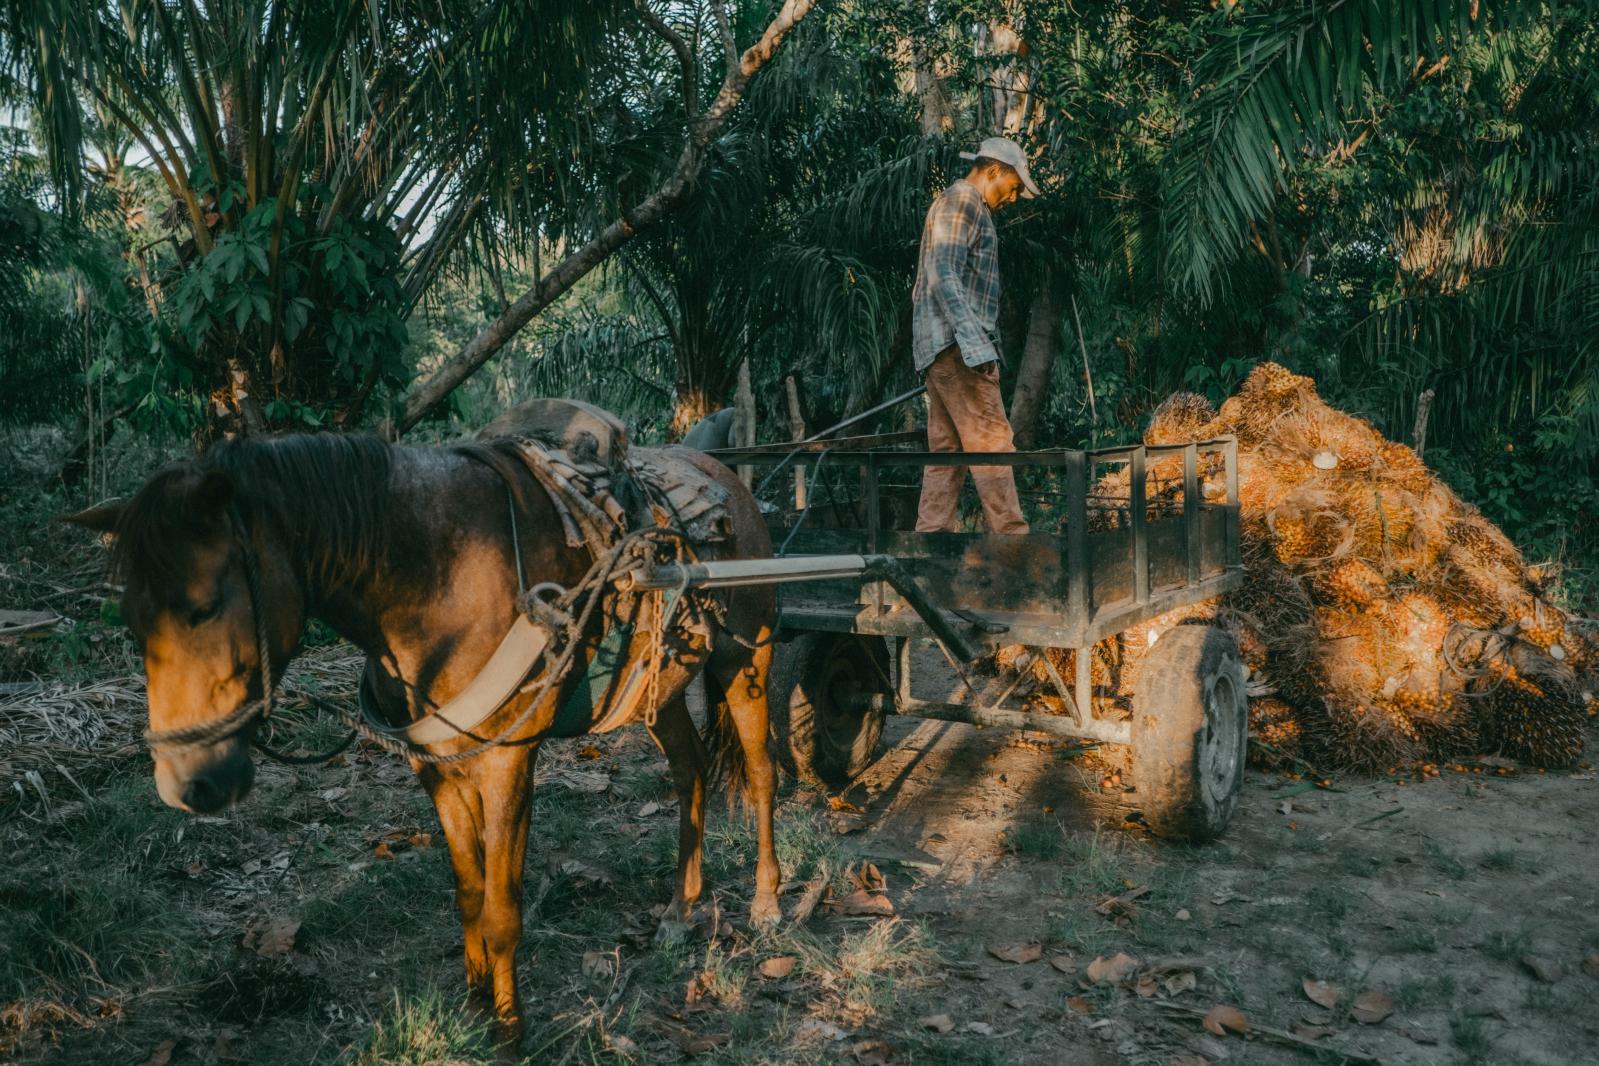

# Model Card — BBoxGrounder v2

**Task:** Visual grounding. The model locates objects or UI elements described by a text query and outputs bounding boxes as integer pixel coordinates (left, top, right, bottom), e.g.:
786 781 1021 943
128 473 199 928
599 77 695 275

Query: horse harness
142 436 735 765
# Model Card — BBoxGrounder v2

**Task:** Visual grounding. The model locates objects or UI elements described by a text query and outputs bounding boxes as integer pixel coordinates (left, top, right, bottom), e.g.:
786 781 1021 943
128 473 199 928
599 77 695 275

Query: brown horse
67 431 781 1047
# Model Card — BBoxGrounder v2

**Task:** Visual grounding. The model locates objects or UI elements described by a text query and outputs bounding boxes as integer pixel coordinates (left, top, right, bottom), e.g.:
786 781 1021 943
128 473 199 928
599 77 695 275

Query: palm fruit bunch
1188 364 1590 770
1471 646 1588 766
1314 559 1391 612
1248 697 1303 767
989 364 1591 772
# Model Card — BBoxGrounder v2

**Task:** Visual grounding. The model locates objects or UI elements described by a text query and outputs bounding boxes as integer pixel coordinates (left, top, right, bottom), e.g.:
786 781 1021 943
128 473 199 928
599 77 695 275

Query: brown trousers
915 346 1030 534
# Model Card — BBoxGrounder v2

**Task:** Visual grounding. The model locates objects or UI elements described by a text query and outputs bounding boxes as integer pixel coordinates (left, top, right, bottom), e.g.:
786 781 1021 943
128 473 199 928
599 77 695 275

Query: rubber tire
1131 624 1247 841
768 632 891 790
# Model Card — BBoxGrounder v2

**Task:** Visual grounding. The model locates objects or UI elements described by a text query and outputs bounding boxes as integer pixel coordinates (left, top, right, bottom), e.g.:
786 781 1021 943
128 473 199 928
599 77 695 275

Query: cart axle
844 692 1132 746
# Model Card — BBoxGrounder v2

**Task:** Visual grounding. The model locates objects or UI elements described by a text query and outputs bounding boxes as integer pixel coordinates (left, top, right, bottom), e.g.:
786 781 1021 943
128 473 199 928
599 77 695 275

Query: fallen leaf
1521 954 1564 983
827 889 894 917
1163 971 1199 996
137 1039 176 1066
659 1023 730 1056
1066 996 1093 1014
1302 977 1341 1009
251 916 301 959
1202 1004 1249 1037
577 743 604 759
848 861 887 894
851 1038 896 1065
1085 952 1138 985
1134 973 1159 998
796 1017 850 1041
827 794 861 813
987 943 1042 964
1050 954 1076 974
829 812 870 834
1349 990 1394 1025
1095 885 1150 917
1175 908 1192 921
557 858 615 886
582 950 616 981
638 801 661 817
1291 1024 1334 1040
759 956 797 979
604 1032 639 1056
372 841 395 860
789 871 829 925
1584 953 1599 980
408 831 432 849
920 1013 955 1034
317 786 348 802
963 1021 995 1036
559 769 611 794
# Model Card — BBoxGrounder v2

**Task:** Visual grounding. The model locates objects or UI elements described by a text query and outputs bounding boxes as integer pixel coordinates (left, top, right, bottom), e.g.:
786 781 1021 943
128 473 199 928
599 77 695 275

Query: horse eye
187 602 222 627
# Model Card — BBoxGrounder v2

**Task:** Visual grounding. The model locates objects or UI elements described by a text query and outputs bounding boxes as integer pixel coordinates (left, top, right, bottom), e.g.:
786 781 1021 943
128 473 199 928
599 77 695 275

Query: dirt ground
4 629 1598 1066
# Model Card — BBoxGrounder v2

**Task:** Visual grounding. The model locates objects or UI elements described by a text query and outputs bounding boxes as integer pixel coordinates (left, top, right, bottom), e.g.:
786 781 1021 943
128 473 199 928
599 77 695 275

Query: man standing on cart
911 136 1039 536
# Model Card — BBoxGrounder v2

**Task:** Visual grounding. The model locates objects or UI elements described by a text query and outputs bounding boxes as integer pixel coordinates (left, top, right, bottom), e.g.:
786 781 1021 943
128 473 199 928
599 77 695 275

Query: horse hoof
654 918 692 947
750 897 782 929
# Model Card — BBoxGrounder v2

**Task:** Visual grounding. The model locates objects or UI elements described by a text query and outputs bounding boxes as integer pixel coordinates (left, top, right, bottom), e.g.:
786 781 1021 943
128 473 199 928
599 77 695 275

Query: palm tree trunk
1009 281 1059 449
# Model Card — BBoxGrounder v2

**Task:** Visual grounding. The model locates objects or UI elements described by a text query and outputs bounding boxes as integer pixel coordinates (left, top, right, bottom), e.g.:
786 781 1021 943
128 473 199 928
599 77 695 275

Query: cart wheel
1131 624 1247 841
768 632 892 790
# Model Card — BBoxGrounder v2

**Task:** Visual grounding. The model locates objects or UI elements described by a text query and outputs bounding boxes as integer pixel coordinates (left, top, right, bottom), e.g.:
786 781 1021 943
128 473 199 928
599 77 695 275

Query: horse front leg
419 765 491 1004
647 692 708 929
709 640 782 927
477 743 538 1051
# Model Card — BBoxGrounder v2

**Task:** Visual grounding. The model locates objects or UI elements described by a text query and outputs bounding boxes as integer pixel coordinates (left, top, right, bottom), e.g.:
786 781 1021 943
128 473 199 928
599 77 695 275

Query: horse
65 427 781 1048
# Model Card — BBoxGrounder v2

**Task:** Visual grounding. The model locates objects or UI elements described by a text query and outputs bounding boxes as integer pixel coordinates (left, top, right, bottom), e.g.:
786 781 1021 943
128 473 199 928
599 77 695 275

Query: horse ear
60 501 127 535
189 470 234 518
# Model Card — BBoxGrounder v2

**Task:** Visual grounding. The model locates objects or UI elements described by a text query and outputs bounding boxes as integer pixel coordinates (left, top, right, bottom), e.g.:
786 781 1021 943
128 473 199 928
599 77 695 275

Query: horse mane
112 434 393 597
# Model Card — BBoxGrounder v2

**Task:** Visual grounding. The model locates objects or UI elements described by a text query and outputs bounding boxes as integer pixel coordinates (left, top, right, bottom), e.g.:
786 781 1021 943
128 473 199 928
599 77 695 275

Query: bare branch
709 0 738 80
638 2 698 119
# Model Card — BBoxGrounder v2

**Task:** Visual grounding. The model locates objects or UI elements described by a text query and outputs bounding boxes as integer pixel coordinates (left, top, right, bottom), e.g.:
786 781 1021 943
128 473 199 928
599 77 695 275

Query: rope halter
141 507 277 756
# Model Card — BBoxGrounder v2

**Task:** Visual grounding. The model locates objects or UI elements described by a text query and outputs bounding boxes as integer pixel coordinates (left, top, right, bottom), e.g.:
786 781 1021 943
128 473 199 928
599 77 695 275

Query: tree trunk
1009 281 1059 449
670 386 716 440
979 12 1030 135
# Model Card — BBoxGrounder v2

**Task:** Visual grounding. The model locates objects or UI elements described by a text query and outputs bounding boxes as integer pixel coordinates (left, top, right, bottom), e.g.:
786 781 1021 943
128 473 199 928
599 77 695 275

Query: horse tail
700 667 753 808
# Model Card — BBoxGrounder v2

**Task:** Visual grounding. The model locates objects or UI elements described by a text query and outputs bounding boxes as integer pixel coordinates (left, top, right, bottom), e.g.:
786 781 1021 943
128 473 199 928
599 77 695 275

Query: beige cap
960 136 1040 198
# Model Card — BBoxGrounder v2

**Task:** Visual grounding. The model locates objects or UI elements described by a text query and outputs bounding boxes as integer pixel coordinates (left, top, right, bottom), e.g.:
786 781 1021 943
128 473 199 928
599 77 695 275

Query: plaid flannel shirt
911 179 1000 373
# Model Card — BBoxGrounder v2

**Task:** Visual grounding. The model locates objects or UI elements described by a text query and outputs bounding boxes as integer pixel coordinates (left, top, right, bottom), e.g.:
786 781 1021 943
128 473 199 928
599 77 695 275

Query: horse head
66 460 306 813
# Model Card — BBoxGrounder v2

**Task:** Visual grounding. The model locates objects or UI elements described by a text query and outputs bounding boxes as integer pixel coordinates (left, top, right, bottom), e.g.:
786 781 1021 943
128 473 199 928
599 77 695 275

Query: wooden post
1183 443 1200 588
785 374 807 510
1412 388 1436 459
1130 448 1149 606
735 358 756 489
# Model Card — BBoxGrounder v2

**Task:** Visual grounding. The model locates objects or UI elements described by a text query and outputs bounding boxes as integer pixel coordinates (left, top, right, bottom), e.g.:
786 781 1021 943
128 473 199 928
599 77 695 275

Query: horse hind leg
707 643 782 927
648 692 707 930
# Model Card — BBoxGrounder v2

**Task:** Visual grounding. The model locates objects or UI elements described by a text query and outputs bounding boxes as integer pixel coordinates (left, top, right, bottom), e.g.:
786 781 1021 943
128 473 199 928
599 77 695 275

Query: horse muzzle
155 742 255 813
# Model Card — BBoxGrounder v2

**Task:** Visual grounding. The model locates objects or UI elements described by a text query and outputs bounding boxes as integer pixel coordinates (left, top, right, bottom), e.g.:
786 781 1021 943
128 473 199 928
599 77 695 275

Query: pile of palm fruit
1001 362 1596 771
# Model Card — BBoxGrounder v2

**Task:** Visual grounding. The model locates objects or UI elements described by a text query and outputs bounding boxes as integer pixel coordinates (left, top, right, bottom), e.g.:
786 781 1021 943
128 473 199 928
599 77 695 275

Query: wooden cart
661 434 1248 840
